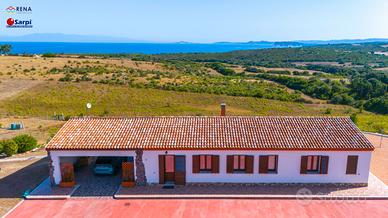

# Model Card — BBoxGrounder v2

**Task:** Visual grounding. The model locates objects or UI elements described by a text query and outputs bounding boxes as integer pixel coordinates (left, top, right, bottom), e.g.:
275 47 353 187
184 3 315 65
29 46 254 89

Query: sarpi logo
6 18 33 28
5 6 32 14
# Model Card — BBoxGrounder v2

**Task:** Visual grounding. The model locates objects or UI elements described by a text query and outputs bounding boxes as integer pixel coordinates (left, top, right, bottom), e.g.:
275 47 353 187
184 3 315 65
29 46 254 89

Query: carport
49 150 136 196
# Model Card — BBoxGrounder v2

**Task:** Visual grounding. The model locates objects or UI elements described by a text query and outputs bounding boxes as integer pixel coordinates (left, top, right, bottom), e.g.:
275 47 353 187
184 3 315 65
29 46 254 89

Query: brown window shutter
300 156 308 174
346 155 358 174
158 155 165 184
192 155 200 173
320 156 329 174
226 155 234 173
259 156 269 174
211 155 220 173
245 156 254 174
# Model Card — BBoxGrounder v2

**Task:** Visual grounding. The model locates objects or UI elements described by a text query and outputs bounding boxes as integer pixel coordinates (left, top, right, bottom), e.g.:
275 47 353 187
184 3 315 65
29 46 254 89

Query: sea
0 42 284 55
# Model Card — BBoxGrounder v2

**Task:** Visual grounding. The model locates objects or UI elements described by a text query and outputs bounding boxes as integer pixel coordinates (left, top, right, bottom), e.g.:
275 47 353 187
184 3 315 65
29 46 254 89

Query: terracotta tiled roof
46 116 374 151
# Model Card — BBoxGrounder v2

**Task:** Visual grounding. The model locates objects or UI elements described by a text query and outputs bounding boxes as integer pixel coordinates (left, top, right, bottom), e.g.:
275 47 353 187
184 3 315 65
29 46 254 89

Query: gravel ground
71 166 121 197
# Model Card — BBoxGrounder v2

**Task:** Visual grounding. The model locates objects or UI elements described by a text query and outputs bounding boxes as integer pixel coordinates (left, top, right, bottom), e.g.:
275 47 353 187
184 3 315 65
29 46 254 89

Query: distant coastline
1 37 388 55
0 42 287 55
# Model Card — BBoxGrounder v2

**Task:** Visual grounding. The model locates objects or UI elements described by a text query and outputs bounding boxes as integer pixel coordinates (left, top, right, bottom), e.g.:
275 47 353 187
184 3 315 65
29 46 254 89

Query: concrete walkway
0 155 47 163
115 173 388 199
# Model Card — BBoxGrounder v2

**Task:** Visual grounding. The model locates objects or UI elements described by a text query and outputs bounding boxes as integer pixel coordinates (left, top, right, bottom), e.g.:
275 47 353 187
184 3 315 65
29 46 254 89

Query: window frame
306 155 321 174
346 155 358 175
267 155 278 173
199 155 213 172
233 155 246 172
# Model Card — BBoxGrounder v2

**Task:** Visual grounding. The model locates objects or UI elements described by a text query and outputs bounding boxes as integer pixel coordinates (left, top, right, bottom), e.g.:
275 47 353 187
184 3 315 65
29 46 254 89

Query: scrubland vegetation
0 42 386 134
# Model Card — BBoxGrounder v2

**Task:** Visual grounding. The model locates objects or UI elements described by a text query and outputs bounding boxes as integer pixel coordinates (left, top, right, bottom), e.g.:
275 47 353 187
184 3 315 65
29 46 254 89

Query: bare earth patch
0 79 42 101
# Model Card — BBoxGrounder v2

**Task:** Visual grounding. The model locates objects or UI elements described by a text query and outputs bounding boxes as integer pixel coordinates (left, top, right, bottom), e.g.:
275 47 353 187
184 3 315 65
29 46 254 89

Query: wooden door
174 155 186 185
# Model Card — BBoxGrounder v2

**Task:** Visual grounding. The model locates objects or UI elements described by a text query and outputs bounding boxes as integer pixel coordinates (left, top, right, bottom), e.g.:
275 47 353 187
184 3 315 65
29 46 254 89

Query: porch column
48 151 61 185
48 151 55 186
135 149 147 186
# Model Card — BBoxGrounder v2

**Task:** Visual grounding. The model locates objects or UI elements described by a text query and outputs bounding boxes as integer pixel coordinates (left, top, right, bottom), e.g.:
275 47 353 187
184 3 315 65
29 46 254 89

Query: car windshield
95 158 112 164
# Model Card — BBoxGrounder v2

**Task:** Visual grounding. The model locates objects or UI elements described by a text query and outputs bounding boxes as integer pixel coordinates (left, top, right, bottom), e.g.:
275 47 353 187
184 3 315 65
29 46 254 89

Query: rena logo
5 6 32 14
6 18 33 28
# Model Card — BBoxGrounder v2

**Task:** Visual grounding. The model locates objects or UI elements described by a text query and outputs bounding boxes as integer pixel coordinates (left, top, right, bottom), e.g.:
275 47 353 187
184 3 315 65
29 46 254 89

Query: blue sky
1 0 388 42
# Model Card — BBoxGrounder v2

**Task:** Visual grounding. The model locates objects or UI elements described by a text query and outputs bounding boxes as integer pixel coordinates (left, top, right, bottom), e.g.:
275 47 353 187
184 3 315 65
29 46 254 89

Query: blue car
93 157 119 175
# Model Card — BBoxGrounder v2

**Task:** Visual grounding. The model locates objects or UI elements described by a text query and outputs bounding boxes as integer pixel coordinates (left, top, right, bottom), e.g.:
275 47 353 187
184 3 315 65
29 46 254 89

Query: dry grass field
0 56 170 76
0 56 386 217
0 117 64 144
0 55 386 134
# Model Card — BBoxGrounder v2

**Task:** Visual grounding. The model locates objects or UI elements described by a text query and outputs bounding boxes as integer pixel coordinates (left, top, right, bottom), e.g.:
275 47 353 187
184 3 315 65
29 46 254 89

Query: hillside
0 54 386 137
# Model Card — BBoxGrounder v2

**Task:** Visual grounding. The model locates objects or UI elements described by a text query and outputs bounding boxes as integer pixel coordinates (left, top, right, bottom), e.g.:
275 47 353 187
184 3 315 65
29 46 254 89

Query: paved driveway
365 133 388 185
71 166 121 197
6 199 388 218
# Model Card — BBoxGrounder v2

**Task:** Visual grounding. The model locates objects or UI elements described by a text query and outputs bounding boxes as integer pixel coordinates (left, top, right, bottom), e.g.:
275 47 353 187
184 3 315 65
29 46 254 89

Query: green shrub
324 108 333 114
12 134 38 153
1 140 18 156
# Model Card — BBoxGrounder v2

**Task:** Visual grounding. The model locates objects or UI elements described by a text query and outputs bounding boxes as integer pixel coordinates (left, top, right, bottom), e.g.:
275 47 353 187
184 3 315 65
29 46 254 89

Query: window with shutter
346 155 358 175
232 155 247 171
259 155 278 174
199 155 212 171
302 155 329 174
194 155 219 173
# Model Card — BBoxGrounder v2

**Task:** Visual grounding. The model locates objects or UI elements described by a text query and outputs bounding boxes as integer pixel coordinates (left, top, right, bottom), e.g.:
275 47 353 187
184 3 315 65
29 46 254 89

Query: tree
364 95 388 114
0 44 12 55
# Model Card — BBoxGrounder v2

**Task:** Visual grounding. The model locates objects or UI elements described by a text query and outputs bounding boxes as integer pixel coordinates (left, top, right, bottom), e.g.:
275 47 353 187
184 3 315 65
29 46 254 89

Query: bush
1 140 18 156
324 108 333 114
12 134 38 153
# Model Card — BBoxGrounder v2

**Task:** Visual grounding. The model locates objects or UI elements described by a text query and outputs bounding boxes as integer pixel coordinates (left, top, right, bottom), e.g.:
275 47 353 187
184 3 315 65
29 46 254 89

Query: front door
164 155 175 182
159 155 186 185
174 155 186 185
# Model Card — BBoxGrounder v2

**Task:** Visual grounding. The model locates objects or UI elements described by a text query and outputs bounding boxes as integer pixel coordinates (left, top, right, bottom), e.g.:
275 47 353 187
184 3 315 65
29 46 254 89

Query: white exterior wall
143 150 371 184
50 150 372 185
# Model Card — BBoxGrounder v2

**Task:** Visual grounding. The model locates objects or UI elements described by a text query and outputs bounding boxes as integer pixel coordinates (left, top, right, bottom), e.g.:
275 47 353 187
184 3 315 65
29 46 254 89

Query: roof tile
46 116 374 151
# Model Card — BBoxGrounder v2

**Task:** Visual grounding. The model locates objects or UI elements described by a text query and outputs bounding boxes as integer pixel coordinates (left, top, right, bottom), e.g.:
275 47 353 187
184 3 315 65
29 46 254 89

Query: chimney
220 103 226 116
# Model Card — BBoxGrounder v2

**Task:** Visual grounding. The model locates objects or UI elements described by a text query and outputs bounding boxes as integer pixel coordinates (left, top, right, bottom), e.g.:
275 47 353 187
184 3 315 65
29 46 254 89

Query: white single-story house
46 110 374 186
